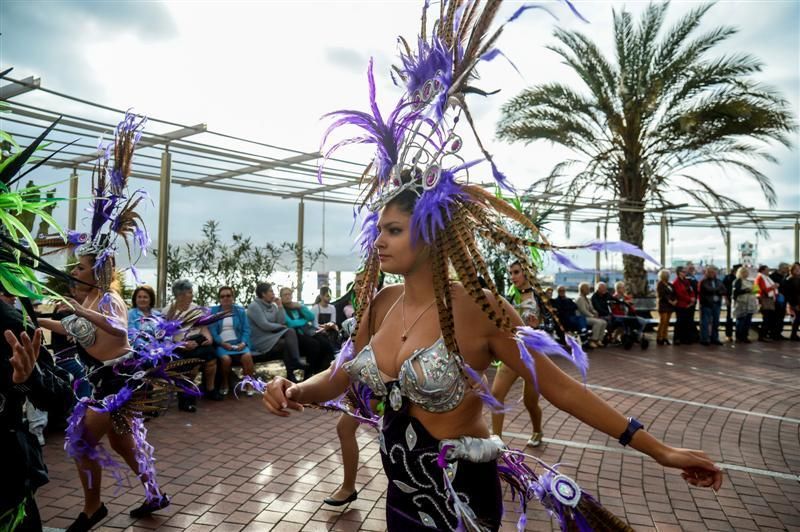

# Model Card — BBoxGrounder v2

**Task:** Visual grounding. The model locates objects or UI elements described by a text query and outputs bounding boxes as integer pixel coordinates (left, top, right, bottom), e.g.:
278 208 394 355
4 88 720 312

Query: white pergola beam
0 76 40 100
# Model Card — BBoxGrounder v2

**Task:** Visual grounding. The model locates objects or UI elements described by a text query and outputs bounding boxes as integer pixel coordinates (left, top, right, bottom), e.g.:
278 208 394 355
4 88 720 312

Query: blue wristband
618 417 644 447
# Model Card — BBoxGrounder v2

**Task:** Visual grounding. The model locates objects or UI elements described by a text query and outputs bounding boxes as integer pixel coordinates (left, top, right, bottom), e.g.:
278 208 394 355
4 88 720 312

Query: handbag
758 297 776 311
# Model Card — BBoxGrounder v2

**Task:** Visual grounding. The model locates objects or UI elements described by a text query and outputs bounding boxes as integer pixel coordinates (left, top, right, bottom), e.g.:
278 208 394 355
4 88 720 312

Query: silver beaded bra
343 336 465 413
61 314 97 348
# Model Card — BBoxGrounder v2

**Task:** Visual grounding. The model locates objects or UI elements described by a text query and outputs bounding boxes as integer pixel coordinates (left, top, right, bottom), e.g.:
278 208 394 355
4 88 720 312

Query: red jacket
672 277 696 309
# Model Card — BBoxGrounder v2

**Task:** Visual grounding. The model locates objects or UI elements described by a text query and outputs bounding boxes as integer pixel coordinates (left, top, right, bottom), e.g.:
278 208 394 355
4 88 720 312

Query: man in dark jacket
1 299 74 531
769 263 790 340
722 265 741 342
699 266 726 345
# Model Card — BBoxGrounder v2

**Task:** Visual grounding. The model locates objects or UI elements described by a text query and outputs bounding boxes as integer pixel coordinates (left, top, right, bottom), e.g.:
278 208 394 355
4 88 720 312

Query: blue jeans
700 304 721 343
735 313 753 341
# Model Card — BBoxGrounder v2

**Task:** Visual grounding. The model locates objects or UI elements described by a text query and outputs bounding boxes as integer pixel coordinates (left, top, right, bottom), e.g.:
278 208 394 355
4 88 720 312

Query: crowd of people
656 262 800 346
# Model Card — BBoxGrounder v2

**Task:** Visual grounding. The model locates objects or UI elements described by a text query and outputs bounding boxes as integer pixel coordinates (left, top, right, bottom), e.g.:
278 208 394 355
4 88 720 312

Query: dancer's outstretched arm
487 294 722 491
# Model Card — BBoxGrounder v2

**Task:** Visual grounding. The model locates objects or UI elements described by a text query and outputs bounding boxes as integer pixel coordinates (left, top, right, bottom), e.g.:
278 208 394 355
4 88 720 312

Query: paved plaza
37 340 799 532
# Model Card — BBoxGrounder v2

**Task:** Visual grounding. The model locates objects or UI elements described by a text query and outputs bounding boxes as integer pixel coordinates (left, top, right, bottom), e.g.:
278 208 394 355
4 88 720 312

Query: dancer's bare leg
75 409 111 515
329 414 360 500
522 379 543 433
108 425 156 493
490 363 518 439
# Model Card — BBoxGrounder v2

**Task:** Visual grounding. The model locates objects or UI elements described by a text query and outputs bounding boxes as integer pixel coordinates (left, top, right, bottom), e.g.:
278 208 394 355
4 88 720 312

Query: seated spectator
279 287 335 375
551 286 589 343
576 282 607 348
128 285 160 334
312 286 341 348
163 280 222 411
590 282 613 322
209 286 255 397
610 282 647 339
247 282 306 383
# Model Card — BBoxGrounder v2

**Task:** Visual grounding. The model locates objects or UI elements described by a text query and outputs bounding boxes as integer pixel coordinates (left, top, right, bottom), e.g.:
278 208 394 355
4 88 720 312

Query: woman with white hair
576 282 607 347
656 269 676 345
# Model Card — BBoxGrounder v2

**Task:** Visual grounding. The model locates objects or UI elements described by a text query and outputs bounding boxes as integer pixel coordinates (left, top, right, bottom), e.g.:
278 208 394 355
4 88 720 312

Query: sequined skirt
380 383 502 531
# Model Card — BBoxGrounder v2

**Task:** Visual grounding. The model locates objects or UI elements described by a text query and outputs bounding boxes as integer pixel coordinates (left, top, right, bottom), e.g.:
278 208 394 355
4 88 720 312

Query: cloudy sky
1 0 798 276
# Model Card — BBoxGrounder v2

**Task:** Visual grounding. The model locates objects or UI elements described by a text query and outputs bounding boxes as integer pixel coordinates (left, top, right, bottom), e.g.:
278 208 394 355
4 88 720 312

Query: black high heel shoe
323 489 358 507
66 503 108 532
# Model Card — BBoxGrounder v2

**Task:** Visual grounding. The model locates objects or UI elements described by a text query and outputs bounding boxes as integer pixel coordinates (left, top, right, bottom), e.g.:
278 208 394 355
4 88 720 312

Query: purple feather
67 230 88 245
585 240 660 266
318 59 413 184
357 210 379 258
515 326 589 385
490 161 515 194
551 250 592 272
330 337 355 379
234 376 268 398
462 361 510 413
410 169 470 244
398 36 454 121
130 416 163 502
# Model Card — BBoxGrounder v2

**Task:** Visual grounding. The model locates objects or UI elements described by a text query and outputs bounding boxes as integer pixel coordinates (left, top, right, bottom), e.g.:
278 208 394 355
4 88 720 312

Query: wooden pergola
2 73 798 302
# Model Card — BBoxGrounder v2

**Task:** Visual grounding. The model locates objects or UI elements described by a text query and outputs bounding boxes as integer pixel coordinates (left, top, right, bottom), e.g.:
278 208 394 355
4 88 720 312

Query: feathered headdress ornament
37 111 152 291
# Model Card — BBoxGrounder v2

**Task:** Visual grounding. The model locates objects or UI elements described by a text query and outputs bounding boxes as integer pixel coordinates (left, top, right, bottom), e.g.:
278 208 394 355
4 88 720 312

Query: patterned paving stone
36 340 799 530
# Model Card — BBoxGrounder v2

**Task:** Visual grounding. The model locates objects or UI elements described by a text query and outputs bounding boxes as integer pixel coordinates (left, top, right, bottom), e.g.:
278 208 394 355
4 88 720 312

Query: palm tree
496 2 796 296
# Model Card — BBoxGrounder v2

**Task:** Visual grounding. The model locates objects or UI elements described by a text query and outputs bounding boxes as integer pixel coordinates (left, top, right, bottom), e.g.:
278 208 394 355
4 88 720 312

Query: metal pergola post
156 147 172 307
296 198 305 302
795 219 799 263
594 225 601 285
660 214 667 268
67 167 78 230
725 228 732 271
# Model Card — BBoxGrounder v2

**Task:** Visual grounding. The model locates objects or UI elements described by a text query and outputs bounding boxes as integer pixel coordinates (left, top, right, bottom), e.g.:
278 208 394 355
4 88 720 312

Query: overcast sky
1 0 798 275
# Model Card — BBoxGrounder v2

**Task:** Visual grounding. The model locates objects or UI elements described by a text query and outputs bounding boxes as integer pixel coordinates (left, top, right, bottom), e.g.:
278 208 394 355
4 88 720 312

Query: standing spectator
656 269 676 346
769 263 790 340
732 267 758 343
786 262 800 341
576 282 606 348
128 285 159 333
755 264 778 341
722 265 741 342
209 287 256 397
279 287 335 375
163 280 222 411
247 282 306 383
672 266 697 345
698 266 725 346
686 262 700 342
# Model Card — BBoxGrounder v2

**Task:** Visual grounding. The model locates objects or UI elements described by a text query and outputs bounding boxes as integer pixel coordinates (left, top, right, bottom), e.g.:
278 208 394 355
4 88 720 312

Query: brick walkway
37 340 800 531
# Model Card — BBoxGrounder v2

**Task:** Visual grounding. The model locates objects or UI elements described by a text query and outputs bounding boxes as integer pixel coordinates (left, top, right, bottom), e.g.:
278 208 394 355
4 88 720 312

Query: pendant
401 334 407 342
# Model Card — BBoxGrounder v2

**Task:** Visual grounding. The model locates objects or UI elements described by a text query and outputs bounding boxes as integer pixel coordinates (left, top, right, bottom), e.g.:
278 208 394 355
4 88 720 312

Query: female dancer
40 255 170 530
490 260 543 447
263 2 721 529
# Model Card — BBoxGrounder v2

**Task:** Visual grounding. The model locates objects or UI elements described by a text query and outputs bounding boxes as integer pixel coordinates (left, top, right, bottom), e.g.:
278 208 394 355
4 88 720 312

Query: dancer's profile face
508 264 527 289
70 255 96 285
375 204 423 275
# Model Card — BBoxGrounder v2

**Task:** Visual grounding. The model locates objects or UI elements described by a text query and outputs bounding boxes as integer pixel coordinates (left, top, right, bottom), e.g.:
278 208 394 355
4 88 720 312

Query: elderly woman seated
209 286 256 397
162 279 222 411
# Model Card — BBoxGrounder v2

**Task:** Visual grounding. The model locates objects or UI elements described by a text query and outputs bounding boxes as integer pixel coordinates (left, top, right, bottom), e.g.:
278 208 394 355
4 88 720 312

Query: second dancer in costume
263 1 722 530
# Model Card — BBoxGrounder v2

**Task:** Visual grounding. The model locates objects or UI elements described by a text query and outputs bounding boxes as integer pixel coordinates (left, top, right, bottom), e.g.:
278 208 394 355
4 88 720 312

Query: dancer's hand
64 297 87 317
5 329 42 384
655 447 723 490
262 376 304 417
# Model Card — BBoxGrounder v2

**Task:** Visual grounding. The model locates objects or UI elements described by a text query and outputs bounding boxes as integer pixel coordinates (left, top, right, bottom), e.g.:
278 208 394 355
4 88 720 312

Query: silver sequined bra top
343 336 465 413
61 314 97 348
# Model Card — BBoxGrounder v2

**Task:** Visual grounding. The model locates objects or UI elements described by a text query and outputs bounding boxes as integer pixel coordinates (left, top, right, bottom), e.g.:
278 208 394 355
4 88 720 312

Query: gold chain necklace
401 293 436 342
